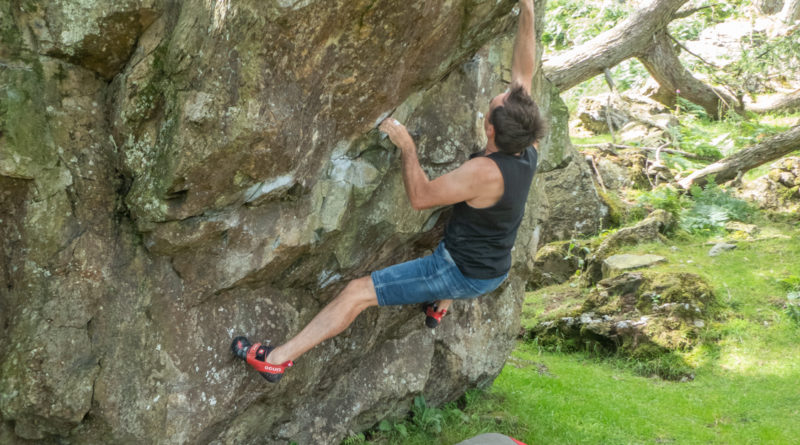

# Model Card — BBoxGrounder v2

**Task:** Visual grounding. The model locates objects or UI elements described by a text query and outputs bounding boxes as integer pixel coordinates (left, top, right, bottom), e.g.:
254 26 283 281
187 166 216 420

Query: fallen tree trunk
678 125 800 188
638 31 743 119
745 89 800 114
542 0 689 92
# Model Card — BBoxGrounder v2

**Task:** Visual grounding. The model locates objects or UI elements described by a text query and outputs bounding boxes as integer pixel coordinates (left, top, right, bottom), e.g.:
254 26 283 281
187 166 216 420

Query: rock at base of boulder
708 242 737 256
602 254 666 278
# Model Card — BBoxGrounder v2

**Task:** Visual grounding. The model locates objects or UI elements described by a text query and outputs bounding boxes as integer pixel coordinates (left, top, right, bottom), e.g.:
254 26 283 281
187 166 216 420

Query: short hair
489 85 547 154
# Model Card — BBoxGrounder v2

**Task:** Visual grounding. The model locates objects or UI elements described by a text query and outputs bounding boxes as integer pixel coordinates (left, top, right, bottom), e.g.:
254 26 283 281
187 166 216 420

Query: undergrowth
635 178 755 235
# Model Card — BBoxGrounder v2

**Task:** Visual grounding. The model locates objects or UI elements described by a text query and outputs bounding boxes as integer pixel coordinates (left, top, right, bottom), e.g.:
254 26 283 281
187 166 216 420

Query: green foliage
543 1 604 51
341 433 366 445
622 352 694 381
669 1 743 41
676 122 722 159
787 292 800 325
780 277 800 325
411 396 444 434
636 185 689 220
564 240 591 272
635 178 755 237
377 419 409 439
680 178 755 234
719 31 800 94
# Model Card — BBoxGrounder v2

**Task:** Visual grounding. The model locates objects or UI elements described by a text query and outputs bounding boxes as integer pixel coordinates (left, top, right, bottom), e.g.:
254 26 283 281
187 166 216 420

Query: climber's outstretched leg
232 276 378 381
267 276 378 365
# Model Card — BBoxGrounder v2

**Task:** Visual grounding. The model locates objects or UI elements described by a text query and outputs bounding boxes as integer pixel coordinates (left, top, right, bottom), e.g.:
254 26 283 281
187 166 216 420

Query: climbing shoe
231 336 293 383
423 303 447 329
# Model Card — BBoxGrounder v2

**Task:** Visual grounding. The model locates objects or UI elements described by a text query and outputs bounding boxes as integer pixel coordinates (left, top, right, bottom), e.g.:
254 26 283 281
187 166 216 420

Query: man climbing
232 0 545 383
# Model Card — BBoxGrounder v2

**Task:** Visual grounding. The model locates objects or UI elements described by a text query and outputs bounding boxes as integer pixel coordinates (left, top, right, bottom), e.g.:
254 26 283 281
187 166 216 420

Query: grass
571 133 613 146
357 220 800 445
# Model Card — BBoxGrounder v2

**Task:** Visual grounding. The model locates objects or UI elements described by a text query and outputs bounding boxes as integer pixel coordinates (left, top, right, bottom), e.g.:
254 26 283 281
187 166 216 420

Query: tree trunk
677 125 800 188
780 0 800 23
745 89 800 114
542 0 689 92
756 0 785 15
637 31 743 119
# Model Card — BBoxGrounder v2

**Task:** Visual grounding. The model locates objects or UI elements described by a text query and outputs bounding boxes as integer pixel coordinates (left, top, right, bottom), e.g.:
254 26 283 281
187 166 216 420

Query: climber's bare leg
265 276 378 365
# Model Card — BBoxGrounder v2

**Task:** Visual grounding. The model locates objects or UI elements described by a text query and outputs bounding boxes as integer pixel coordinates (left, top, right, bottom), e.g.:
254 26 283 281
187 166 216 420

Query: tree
542 0 689 92
677 125 800 189
780 0 800 24
638 31 743 119
746 89 800 114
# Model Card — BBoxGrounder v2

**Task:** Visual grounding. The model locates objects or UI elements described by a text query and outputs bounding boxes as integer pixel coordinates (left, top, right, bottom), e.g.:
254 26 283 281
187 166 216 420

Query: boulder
602 254 666 278
0 1 608 443
573 91 677 142
575 93 630 133
736 156 800 213
724 221 759 237
527 240 589 289
589 149 652 191
528 271 717 372
583 210 674 284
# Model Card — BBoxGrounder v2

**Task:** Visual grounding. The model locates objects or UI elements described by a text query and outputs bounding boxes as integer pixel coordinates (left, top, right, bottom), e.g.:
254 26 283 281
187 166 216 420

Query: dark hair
489 85 547 154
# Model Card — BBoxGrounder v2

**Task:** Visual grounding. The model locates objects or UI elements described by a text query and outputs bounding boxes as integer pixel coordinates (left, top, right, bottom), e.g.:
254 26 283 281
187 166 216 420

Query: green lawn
358 222 800 445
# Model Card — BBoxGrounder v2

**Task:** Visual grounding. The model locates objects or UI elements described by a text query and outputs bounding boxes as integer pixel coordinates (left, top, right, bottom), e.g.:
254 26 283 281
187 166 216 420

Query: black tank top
443 147 537 279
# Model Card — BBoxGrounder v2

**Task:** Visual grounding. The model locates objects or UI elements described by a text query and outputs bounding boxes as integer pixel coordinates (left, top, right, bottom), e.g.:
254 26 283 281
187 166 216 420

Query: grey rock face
0 1 606 443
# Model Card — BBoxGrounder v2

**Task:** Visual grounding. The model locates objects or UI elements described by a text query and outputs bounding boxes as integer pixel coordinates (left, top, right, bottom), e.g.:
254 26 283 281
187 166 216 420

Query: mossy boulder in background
527 270 717 376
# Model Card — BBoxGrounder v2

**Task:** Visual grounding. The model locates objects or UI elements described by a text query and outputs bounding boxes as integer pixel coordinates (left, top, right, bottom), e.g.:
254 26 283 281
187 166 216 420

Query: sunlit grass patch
363 223 800 445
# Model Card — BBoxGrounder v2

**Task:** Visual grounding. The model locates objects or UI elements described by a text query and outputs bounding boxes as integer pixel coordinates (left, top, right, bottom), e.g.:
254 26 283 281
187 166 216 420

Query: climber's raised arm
510 0 536 95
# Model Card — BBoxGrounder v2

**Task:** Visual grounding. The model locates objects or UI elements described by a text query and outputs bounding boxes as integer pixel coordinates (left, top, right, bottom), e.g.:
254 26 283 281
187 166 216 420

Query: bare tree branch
542 0 689 92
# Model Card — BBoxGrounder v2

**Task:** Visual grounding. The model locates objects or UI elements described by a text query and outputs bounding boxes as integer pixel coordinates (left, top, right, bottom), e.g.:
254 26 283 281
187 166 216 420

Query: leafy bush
787 292 800 325
636 185 689 219
779 277 800 325
679 179 755 234
411 395 444 434
677 121 722 159
341 433 366 445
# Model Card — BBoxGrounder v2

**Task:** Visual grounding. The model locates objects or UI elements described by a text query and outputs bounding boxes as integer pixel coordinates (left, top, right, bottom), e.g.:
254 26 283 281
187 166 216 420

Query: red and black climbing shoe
424 304 447 329
231 336 293 383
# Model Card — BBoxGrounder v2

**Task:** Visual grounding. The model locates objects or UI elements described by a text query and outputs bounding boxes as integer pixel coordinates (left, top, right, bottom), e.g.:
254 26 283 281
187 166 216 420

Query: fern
679 179 754 235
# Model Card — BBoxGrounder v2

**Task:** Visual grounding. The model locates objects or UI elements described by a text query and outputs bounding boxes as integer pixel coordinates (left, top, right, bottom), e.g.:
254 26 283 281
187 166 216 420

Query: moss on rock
527 270 716 379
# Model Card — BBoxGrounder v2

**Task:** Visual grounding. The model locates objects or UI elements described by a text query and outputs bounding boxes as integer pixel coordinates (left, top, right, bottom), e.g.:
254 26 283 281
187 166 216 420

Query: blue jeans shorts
371 242 508 307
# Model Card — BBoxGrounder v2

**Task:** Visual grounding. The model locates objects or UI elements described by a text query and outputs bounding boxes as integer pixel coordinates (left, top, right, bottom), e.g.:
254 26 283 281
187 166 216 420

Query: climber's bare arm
510 0 536 95
379 119 501 210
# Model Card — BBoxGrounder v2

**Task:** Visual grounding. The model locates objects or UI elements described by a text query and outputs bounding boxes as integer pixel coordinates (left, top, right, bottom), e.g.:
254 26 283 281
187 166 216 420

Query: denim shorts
371 242 508 307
